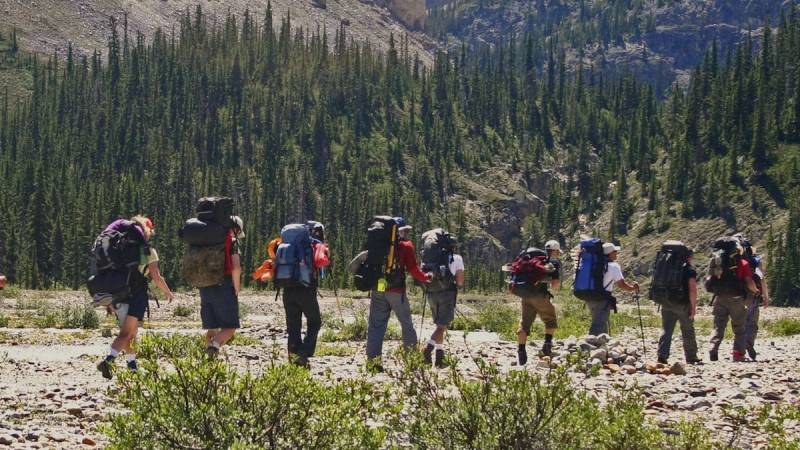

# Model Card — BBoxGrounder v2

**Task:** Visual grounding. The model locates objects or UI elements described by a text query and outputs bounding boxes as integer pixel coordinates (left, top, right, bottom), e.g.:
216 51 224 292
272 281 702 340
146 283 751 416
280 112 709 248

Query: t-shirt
138 247 159 275
682 263 697 301
449 254 465 275
387 240 429 293
603 261 625 292
735 258 753 281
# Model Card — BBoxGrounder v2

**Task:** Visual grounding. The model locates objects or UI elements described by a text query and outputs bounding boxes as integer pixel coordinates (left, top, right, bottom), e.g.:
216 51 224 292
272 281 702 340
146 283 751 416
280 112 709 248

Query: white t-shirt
603 261 625 292
449 254 465 275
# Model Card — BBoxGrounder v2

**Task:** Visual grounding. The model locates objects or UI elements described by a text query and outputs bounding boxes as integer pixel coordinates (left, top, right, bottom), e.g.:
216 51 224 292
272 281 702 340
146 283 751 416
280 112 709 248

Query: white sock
435 344 444 351
126 354 136 362
428 339 437 347
108 348 120 358
210 340 221 349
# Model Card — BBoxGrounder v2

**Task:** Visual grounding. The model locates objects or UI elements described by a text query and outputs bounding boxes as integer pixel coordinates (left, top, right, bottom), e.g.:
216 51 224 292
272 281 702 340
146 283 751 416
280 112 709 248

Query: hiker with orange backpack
92 216 174 379
509 240 561 365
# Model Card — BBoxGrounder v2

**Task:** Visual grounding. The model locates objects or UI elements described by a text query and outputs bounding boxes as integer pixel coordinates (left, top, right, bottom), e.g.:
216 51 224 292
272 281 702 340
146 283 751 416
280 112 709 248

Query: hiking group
84 197 767 379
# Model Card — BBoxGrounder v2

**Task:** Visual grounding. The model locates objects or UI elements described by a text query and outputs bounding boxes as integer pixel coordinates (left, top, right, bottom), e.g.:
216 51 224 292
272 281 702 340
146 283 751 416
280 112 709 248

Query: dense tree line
0 5 798 302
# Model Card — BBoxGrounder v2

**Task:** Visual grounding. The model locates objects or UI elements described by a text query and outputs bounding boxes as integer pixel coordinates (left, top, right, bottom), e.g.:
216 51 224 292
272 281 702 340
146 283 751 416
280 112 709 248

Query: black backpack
354 216 399 291
179 218 228 246
196 197 234 229
420 228 456 293
649 240 689 305
705 237 744 296
91 220 147 272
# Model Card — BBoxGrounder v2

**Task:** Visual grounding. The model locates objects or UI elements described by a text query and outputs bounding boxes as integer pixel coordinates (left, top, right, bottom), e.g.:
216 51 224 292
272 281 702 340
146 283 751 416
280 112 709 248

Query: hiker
0 273 6 289
651 243 701 365
706 237 761 362
357 217 431 372
575 241 639 336
277 221 329 367
736 235 769 361
420 230 465 368
96 216 174 379
514 240 562 365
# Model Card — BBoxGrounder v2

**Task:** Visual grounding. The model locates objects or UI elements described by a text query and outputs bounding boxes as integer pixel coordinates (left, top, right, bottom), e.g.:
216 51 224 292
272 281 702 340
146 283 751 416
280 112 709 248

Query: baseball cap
393 217 412 231
544 240 561 251
232 216 245 239
602 243 621 255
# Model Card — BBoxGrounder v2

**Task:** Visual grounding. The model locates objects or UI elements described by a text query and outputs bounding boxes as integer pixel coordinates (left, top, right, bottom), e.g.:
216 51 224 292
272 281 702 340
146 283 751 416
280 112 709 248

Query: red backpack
509 248 553 297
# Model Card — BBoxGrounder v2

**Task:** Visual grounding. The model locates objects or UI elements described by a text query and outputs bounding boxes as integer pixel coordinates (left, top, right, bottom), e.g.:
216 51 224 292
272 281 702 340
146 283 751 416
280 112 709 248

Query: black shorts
199 278 240 329
122 289 148 322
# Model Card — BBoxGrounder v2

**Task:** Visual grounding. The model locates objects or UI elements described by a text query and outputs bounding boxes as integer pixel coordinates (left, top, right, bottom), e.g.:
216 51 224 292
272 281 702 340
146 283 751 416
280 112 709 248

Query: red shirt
736 258 753 281
387 240 428 293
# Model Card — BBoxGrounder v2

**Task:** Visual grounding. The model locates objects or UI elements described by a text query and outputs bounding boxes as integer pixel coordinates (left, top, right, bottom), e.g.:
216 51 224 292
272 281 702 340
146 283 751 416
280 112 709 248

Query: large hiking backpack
648 240 690 305
91 219 146 272
179 218 228 246
87 270 134 307
573 238 608 302
196 197 234 229
420 228 456 293
274 223 314 288
706 237 744 296
509 247 554 298
354 216 399 291
182 244 227 288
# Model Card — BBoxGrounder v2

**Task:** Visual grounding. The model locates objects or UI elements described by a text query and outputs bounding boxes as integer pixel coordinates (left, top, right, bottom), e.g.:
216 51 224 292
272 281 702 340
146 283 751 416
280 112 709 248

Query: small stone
606 363 621 373
670 362 687 376
590 358 603 368
689 390 707 397
564 336 578 347
590 349 607 361
681 398 712 411
645 362 659 373
64 404 84 417
0 435 14 445
584 335 598 346
596 333 611 346
624 356 637 365
579 342 597 352
81 437 96 446
622 365 637 375
48 433 67 443
762 391 783 401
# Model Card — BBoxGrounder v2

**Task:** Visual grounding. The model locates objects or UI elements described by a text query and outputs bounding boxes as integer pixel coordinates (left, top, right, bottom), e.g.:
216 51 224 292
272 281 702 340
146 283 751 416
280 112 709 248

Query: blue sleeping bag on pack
274 224 314 288
573 238 608 302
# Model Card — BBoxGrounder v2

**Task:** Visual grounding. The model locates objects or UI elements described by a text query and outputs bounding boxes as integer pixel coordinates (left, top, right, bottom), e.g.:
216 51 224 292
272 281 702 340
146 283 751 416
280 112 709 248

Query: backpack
196 197 234 229
91 220 146 272
508 247 554 298
87 269 134 307
573 238 608 302
179 218 228 246
274 223 314 288
354 216 400 292
705 237 744 296
182 244 227 288
648 240 689 305
420 228 456 293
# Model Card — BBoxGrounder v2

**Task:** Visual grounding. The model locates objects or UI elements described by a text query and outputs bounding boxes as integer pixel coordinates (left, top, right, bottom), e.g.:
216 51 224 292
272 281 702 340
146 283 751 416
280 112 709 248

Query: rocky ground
1 290 799 448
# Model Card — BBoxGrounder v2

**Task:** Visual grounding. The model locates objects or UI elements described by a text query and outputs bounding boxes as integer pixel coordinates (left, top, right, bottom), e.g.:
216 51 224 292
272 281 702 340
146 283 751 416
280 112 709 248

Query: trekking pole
331 270 344 324
418 290 427 344
634 292 647 358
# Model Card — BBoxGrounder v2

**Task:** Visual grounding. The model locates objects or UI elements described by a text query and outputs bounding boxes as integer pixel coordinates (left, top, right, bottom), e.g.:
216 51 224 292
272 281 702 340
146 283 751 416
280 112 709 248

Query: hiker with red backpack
351 217 431 372
649 242 701 365
0 273 6 290
705 237 761 362
92 216 174 379
509 240 561 365
274 221 330 368
420 229 465 368
179 198 244 359
734 234 769 361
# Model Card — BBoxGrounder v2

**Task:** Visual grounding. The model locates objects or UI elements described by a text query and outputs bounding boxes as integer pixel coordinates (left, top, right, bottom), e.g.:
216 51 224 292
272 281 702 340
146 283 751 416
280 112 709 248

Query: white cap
232 216 245 239
398 225 413 232
544 240 561 251
602 243 621 255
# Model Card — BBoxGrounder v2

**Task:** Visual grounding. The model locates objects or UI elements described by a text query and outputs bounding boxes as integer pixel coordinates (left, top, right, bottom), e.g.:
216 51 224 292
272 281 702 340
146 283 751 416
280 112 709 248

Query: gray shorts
199 278 240 329
428 290 457 326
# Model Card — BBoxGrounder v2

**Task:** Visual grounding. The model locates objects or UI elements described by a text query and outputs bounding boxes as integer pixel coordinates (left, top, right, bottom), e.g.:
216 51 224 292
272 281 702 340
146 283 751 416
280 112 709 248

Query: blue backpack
274 224 314 288
573 238 608 301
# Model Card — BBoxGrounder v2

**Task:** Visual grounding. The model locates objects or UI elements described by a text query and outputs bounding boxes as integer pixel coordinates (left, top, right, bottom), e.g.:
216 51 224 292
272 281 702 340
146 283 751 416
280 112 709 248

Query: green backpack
182 244 226 288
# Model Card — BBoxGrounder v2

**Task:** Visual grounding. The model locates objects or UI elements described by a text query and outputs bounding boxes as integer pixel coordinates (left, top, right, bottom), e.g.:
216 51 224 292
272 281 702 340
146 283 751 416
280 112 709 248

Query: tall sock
434 344 444 350
427 339 437 347
210 340 221 349
518 344 526 352
106 347 120 361
544 334 553 343
126 354 137 363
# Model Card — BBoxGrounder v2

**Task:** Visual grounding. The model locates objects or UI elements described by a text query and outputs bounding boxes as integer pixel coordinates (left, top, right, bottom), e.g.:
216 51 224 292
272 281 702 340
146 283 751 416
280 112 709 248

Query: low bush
61 303 100 329
765 317 800 336
173 304 194 317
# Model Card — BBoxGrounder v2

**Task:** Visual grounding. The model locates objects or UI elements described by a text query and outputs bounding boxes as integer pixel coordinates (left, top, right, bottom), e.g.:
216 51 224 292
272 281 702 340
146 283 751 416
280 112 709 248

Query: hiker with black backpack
274 221 330 368
705 237 761 362
419 229 465 368
93 216 174 379
179 197 244 358
511 240 561 365
351 217 432 372
649 242 701 365
735 235 769 361
574 240 639 336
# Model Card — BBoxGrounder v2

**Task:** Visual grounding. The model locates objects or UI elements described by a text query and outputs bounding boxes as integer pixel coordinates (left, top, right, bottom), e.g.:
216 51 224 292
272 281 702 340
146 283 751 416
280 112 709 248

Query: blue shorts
199 278 240 329
114 289 148 322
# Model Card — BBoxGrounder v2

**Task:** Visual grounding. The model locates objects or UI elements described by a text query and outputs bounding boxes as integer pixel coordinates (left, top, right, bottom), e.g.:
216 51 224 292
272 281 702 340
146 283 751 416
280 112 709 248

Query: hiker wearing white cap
587 243 639 335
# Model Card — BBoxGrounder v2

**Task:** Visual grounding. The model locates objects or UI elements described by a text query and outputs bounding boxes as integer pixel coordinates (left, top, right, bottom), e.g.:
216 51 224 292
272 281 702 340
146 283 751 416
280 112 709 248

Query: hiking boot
518 347 528 366
127 360 138 371
541 342 553 357
97 359 113 380
732 351 745 362
293 355 310 369
422 344 434 365
709 350 718 362
205 346 220 359
435 349 446 369
686 358 703 366
657 356 669 365
747 347 757 361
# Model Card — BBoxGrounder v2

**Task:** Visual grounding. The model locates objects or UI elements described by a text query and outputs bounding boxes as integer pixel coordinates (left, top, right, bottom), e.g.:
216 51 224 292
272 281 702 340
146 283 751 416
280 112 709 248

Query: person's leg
744 299 760 359
709 297 729 361
200 286 220 348
301 288 322 358
387 292 417 352
677 303 699 362
207 280 240 353
283 288 304 358
587 300 610 336
366 291 391 360
657 304 678 362
430 290 456 367
727 297 748 360
532 295 557 356
517 297 536 365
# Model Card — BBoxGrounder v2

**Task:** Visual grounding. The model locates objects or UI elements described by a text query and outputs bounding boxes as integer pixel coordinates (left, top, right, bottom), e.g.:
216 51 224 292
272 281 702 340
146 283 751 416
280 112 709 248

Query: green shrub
315 343 355 357
38 311 58 328
766 318 800 336
0 314 8 328
107 334 399 449
227 334 262 346
173 304 194 317
61 303 100 329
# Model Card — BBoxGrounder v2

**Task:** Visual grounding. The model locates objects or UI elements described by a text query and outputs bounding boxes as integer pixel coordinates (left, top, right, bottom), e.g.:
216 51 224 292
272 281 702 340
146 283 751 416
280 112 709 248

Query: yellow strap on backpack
386 223 397 274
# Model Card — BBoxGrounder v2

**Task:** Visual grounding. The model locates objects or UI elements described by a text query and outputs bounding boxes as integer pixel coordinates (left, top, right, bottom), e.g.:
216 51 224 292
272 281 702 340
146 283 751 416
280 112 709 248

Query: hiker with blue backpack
735 234 769 361
574 240 639 336
351 216 432 372
273 221 330 368
91 216 174 379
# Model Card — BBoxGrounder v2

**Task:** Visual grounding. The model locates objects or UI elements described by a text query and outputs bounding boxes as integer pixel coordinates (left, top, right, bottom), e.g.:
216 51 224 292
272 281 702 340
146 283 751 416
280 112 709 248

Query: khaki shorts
519 293 557 332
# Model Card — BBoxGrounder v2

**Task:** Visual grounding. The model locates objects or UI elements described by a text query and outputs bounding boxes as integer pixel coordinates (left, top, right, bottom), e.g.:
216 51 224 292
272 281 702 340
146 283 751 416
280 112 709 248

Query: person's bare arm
688 277 698 319
550 279 561 290
761 276 769 307
231 254 242 296
616 279 640 292
455 270 465 288
744 276 759 296
147 261 174 303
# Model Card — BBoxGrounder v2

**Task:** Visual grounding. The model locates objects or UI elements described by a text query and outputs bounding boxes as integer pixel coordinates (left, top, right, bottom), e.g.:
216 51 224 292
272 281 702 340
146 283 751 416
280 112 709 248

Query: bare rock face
387 0 426 30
